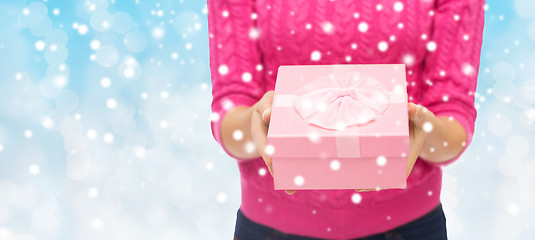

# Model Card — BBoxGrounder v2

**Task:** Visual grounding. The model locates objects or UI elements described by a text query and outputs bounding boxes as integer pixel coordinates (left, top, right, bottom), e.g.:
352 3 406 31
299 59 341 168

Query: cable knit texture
207 0 484 239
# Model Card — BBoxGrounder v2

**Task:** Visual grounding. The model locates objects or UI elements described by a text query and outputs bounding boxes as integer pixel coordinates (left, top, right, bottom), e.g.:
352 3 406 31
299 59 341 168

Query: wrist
418 111 443 162
424 113 442 145
220 105 258 160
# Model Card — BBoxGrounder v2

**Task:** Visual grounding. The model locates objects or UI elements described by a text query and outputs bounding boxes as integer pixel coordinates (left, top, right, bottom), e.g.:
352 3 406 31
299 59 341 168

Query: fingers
285 190 296 195
252 110 295 195
349 105 424 194
408 102 433 127
262 108 271 123
354 188 387 192
251 112 273 175
256 91 274 125
408 102 422 121
253 91 297 196
251 91 276 176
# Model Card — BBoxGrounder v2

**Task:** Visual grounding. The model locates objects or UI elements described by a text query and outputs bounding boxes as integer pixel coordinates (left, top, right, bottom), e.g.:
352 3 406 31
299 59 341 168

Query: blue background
1 0 535 239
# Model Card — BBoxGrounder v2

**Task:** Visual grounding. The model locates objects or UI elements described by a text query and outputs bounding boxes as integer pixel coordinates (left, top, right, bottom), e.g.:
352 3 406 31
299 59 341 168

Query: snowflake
24 130 33 138
321 22 334 34
294 175 305 186
29 164 40 175
330 160 340 171
358 22 369 32
86 129 97 139
233 130 243 141
422 122 433 132
242 72 252 82
393 2 404 12
311 50 321 61
106 98 117 109
427 41 437 51
376 156 387 166
378 41 388 52
351 193 362 204
258 168 267 176
218 65 229 75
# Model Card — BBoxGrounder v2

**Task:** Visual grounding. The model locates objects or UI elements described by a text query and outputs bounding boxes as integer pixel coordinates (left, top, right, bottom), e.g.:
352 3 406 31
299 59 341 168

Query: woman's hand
250 91 296 195
355 102 434 192
219 90 294 195
406 102 434 177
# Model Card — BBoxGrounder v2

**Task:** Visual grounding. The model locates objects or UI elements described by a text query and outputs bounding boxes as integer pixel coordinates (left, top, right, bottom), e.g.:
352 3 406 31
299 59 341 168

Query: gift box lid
267 64 409 159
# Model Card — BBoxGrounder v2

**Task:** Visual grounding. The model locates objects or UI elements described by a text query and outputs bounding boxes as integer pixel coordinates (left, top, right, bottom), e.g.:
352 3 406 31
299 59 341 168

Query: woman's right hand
250 91 296 195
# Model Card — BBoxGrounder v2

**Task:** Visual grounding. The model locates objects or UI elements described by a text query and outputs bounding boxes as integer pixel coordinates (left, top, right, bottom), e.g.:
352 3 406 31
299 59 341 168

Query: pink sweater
208 0 484 239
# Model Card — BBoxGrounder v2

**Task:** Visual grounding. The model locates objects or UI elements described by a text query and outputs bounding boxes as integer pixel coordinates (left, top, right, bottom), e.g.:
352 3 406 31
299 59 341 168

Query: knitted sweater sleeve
207 0 265 160
419 0 485 167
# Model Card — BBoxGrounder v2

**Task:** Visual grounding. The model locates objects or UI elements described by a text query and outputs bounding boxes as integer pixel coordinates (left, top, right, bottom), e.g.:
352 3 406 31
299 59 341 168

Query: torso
255 0 437 104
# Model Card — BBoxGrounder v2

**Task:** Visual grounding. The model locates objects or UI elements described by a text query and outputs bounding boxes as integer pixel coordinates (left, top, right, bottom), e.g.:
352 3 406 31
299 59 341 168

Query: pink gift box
267 64 409 190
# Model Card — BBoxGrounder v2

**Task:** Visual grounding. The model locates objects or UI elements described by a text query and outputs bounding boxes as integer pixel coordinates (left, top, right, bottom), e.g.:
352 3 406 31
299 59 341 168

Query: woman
208 0 484 239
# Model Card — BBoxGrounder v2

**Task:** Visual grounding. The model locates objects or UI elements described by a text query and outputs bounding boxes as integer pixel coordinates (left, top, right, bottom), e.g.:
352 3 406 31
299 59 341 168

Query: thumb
259 90 274 125
408 102 424 123
262 108 272 123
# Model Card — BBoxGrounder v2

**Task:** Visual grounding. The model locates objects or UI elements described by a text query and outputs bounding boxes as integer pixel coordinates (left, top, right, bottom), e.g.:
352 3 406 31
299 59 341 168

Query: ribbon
272 69 397 158
292 71 390 130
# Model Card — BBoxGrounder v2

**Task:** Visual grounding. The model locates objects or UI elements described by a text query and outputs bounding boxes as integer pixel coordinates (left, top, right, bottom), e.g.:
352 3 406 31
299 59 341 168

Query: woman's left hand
354 102 435 192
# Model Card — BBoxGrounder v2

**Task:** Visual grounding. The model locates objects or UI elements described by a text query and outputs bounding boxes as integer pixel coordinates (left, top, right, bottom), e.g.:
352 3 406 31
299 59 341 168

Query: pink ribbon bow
292 71 390 130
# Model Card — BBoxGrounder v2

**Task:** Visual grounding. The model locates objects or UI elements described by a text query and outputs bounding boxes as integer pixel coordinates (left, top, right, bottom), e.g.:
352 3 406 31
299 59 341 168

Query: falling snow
242 72 252 82
218 64 229 75
330 160 341 171
358 22 369 32
376 156 387 166
378 41 389 52
427 41 437 51
265 145 275 155
311 50 321 61
422 121 434 133
294 175 305 186
0 1 532 239
232 130 243 141
321 22 335 34
351 193 362 204
393 2 404 12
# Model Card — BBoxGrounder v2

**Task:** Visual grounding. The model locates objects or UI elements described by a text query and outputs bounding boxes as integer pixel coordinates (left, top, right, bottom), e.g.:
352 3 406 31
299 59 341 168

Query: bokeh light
0 1 534 240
